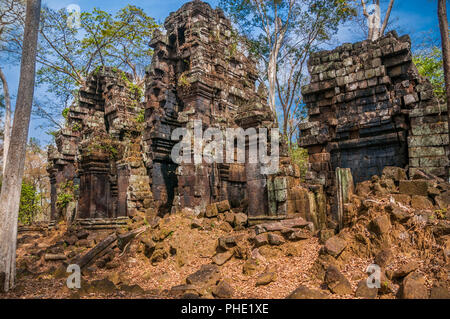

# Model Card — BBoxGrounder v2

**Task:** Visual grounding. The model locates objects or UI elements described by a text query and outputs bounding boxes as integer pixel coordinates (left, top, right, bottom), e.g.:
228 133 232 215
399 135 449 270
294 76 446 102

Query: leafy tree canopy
414 46 445 102
219 0 356 142
33 5 158 105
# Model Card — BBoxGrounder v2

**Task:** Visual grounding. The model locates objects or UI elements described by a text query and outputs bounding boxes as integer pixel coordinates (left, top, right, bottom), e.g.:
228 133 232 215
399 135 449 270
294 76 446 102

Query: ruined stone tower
299 31 450 215
142 0 271 215
47 67 151 226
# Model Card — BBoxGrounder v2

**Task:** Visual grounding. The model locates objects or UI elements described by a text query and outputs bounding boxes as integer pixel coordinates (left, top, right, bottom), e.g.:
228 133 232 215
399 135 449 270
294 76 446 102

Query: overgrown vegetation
135 108 145 123
178 72 191 87
56 180 78 210
18 182 40 225
62 107 69 120
413 46 446 102
85 135 121 160
288 143 309 181
120 71 144 103
0 179 41 226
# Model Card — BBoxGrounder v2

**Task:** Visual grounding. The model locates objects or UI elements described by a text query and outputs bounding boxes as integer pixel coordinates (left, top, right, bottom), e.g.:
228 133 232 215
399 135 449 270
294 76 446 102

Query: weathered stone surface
411 195 434 210
234 213 248 228
286 285 328 299
393 261 419 279
255 272 277 286
64 235 78 246
325 236 347 257
150 243 169 264
217 236 237 252
399 180 429 196
319 229 335 244
216 201 231 213
325 266 353 295
432 220 450 237
399 272 428 299
386 204 411 223
44 254 67 261
141 237 156 258
186 264 220 288
429 285 450 299
254 233 269 247
382 167 407 182
370 215 391 236
212 251 233 266
233 244 248 260
212 280 234 299
268 233 285 246
288 229 312 241
299 32 449 212
242 259 262 276
356 181 372 197
435 192 450 210
255 218 312 235
224 212 235 225
205 204 219 218
170 284 199 298
391 194 412 206
374 249 392 268
355 279 378 299
336 168 355 229
119 284 145 294
86 278 117 294
47 0 301 227
191 219 203 229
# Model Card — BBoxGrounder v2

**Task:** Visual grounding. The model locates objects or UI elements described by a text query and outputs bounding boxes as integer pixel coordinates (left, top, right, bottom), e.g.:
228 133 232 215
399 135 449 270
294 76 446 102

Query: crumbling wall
299 31 450 217
48 67 152 221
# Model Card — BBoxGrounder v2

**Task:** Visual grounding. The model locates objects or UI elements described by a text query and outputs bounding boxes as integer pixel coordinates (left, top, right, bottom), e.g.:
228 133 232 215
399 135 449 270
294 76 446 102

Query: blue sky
2 0 448 146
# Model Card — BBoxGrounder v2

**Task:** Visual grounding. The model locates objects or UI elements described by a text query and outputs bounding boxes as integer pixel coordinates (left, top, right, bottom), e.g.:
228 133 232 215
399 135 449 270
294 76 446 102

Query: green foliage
87 137 120 160
228 30 239 59
178 72 191 87
62 107 69 119
120 71 143 103
219 0 356 143
109 145 119 159
36 5 158 109
413 47 445 101
18 182 40 225
0 178 40 225
135 108 145 123
56 181 78 210
288 143 309 181
72 123 81 132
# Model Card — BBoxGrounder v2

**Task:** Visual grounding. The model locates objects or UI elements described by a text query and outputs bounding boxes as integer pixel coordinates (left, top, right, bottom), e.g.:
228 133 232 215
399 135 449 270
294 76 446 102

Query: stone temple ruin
299 31 449 218
48 1 449 232
48 0 324 230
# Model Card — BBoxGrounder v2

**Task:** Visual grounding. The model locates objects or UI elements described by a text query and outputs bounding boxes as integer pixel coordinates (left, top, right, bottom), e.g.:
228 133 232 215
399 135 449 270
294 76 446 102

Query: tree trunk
438 0 450 176
0 0 41 292
0 68 12 176
267 49 279 117
364 0 394 42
